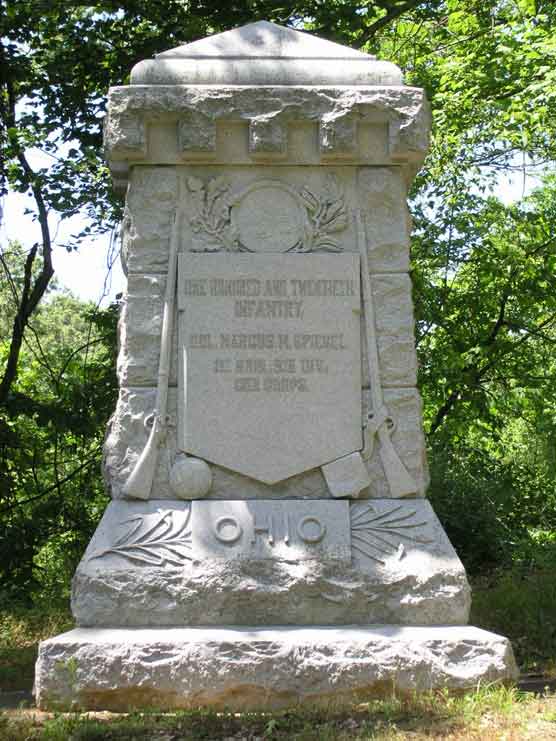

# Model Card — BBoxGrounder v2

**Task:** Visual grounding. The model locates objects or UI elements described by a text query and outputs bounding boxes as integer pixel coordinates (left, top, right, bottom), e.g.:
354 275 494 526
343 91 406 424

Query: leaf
88 510 192 567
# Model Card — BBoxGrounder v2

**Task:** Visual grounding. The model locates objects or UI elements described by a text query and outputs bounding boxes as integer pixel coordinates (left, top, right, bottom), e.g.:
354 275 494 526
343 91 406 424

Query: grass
1 685 556 740
0 606 73 692
470 568 556 673
2 568 556 738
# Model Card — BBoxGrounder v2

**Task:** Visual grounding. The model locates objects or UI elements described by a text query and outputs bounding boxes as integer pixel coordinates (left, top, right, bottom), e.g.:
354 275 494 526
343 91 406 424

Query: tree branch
0 73 55 404
357 0 429 46
0 445 103 514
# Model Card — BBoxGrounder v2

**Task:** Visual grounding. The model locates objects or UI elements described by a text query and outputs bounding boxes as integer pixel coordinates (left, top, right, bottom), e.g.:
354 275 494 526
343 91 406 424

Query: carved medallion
186 175 348 253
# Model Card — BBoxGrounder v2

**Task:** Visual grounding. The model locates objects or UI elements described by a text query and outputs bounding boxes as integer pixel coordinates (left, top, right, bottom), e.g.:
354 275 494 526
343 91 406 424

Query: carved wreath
186 175 348 253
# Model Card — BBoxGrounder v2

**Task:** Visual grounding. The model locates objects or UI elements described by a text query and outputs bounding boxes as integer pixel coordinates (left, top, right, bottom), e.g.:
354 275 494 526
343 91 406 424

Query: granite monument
35 21 517 710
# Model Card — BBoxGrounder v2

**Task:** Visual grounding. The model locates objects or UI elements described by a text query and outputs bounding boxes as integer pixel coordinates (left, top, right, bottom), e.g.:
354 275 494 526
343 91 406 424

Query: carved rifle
122 205 182 500
357 210 418 498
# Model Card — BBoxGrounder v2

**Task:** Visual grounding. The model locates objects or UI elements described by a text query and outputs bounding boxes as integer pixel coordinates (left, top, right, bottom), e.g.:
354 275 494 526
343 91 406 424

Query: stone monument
35 21 517 710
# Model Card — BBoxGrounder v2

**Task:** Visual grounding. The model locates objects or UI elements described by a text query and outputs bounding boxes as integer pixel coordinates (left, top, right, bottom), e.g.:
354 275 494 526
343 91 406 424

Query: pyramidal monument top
156 21 373 59
131 20 403 86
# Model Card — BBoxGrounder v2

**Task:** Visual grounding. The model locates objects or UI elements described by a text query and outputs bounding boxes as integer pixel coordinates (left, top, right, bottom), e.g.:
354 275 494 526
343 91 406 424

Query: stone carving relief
186 175 347 254
350 503 431 566
88 508 192 567
87 501 435 569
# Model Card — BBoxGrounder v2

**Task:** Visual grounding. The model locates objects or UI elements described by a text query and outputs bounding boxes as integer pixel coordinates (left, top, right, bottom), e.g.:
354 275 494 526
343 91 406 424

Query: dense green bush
0 276 117 604
428 437 556 575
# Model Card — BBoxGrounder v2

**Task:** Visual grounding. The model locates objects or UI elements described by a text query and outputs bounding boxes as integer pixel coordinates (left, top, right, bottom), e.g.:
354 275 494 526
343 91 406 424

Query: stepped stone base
35 625 517 711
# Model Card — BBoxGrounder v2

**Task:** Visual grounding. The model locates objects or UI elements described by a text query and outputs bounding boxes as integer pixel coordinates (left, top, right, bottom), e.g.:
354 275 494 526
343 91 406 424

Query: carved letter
251 514 275 546
214 516 243 544
297 516 326 544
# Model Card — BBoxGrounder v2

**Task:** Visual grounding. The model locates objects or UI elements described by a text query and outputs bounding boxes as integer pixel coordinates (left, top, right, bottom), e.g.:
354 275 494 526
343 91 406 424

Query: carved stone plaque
177 253 362 483
192 500 350 562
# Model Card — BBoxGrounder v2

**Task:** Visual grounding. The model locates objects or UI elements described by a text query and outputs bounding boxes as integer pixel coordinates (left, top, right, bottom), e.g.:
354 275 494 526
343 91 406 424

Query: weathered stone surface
105 85 430 175
71 499 469 626
118 273 178 387
132 59 403 88
358 167 411 273
103 385 427 499
122 167 177 274
359 272 417 389
36 625 518 711
123 166 362 274
178 253 362 483
121 165 412 273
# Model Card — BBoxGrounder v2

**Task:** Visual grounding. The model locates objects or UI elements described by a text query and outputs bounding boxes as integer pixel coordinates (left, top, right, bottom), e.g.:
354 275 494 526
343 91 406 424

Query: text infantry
234 299 304 319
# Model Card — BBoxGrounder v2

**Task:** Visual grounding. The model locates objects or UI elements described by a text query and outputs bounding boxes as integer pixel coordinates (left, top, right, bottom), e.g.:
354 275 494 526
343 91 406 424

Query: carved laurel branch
296 175 348 253
88 509 192 567
186 175 347 253
187 175 240 252
350 503 432 566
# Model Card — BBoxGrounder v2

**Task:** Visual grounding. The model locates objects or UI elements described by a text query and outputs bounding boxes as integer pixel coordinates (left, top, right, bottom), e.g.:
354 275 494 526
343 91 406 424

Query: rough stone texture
358 167 412 273
113 162 425 498
37 23 518 714
118 274 179 388
36 625 518 711
105 85 430 181
120 165 417 386
122 167 177 274
71 499 470 627
103 386 427 499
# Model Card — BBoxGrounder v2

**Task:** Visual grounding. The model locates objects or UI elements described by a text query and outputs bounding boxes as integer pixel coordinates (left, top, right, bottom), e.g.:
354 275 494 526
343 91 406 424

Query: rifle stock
377 426 417 498
121 417 164 500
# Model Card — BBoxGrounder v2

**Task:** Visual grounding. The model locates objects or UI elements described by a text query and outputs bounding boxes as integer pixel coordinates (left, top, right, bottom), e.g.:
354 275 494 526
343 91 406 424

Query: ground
2 570 556 739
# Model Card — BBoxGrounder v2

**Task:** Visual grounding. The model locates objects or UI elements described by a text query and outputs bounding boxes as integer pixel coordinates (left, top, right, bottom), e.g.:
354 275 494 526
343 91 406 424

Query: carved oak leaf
186 176 204 192
299 188 319 214
88 509 192 568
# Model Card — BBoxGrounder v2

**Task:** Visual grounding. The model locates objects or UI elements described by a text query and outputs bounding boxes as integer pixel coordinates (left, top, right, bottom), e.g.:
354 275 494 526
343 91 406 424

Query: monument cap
130 20 403 86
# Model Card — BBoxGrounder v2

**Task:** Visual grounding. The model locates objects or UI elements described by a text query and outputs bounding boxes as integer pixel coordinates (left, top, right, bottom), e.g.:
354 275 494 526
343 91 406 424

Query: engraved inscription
214 516 243 544
192 500 351 562
177 253 362 483
181 272 357 395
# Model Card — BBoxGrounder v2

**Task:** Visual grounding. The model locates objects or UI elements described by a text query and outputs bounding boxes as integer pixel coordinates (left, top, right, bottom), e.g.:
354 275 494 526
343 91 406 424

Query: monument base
35 625 517 711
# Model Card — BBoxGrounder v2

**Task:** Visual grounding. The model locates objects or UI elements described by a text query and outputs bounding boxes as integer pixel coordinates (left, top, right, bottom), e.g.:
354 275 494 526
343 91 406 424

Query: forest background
2 0 556 654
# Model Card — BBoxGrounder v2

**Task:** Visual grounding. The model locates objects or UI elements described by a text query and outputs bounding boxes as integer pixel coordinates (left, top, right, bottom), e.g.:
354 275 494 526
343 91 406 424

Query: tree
0 245 118 599
2 1 556 586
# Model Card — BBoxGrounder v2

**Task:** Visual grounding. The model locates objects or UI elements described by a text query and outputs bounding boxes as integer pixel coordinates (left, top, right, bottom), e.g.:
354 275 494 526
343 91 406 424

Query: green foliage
2 1 556 594
0 245 117 602
472 569 556 671
0 604 72 691
370 1 556 572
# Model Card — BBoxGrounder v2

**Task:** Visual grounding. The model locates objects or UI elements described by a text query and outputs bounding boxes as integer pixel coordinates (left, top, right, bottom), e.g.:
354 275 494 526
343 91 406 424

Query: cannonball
169 454 212 499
